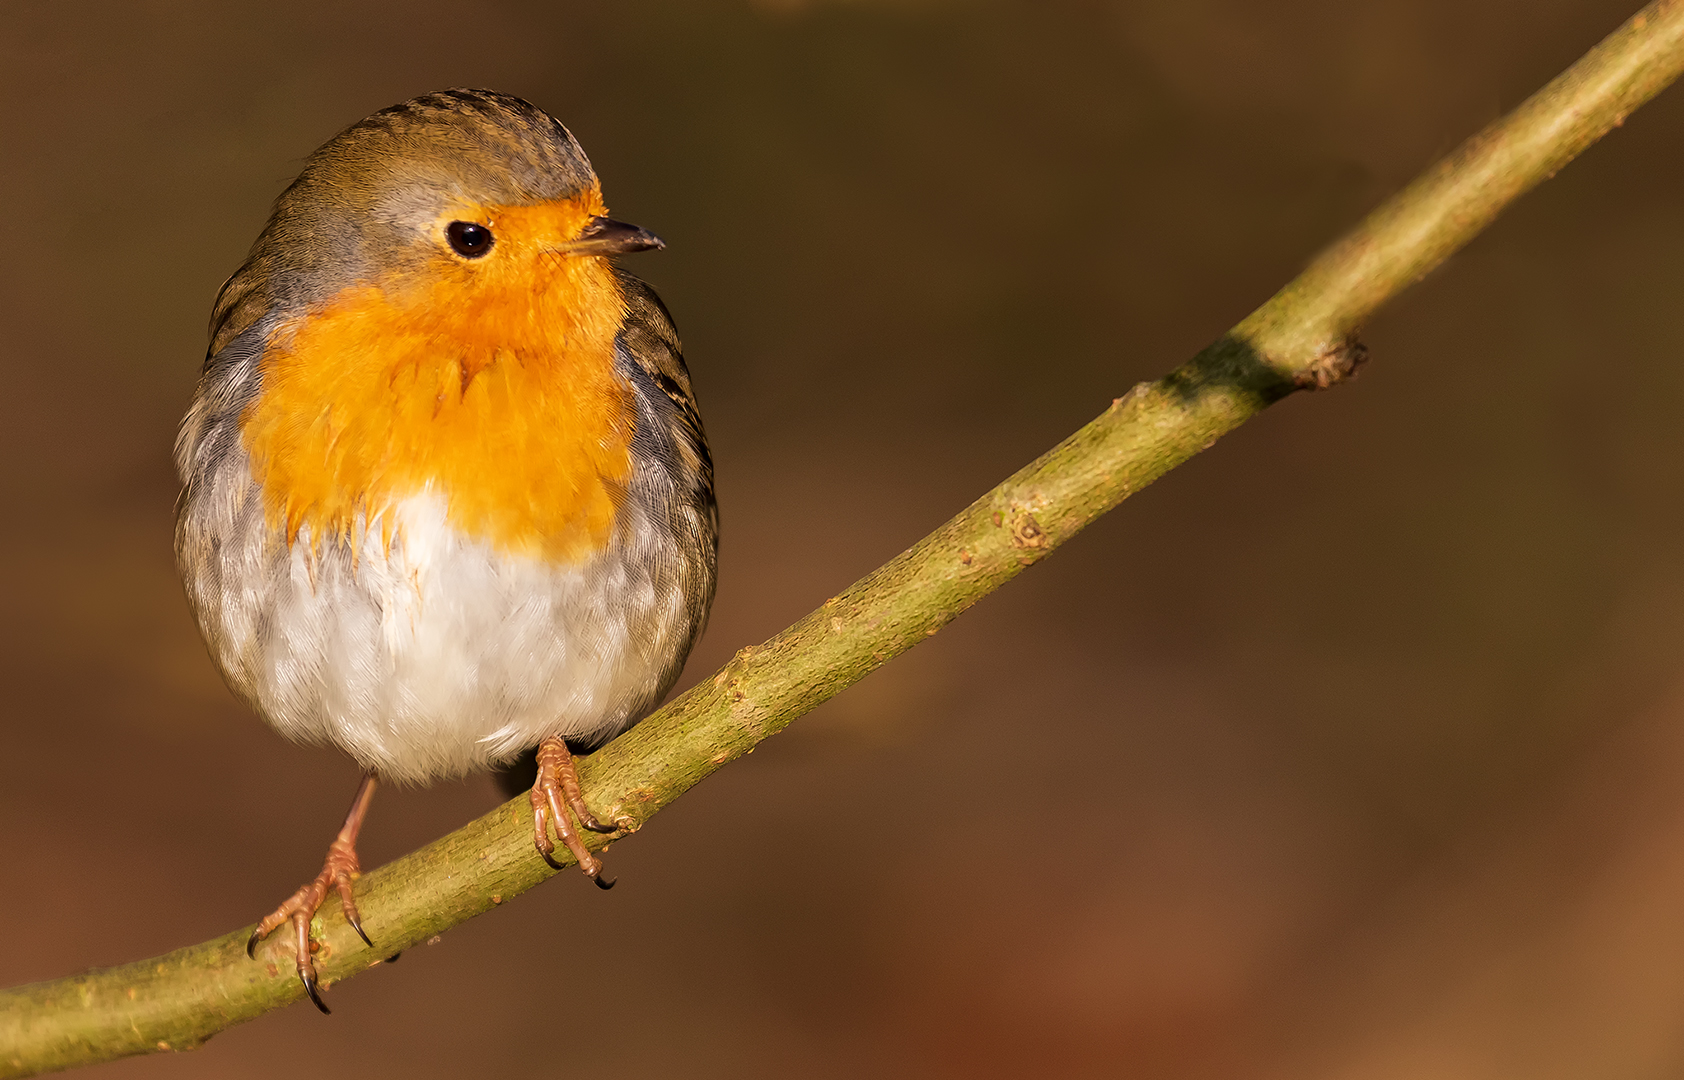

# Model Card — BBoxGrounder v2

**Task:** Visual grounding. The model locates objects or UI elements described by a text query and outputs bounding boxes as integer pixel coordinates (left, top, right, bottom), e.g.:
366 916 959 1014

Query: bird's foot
247 776 377 1014
530 736 617 888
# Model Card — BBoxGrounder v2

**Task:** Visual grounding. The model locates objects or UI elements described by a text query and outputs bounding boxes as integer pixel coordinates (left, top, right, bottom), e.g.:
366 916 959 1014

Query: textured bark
7 1 1684 1075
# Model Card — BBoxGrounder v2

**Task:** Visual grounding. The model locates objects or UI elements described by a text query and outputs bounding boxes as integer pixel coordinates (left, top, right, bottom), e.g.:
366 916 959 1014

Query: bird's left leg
247 774 377 1013
530 735 617 888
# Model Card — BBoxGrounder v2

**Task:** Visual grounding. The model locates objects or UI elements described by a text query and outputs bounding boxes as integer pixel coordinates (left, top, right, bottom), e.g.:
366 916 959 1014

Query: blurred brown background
5 1 1684 1077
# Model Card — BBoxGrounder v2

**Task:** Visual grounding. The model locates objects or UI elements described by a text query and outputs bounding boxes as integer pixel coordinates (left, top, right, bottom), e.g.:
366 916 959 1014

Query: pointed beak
556 216 666 257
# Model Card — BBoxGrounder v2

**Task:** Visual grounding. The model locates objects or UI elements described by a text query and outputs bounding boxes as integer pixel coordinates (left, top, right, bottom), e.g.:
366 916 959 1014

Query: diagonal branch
7 2 1684 1075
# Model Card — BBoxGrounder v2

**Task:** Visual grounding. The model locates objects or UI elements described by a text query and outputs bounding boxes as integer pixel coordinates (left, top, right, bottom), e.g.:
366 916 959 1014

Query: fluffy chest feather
239 202 635 563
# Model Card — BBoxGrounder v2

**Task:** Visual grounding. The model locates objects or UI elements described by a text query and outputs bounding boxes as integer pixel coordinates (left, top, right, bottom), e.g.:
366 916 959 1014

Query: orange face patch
240 191 635 564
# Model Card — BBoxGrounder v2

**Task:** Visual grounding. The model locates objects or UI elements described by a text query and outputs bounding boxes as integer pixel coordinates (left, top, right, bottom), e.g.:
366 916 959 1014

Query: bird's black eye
446 221 494 258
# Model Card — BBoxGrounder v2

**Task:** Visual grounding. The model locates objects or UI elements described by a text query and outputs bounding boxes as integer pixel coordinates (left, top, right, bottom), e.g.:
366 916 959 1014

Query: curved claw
539 846 566 871
582 818 618 835
247 927 263 960
345 911 373 949
300 969 331 1015
592 873 616 891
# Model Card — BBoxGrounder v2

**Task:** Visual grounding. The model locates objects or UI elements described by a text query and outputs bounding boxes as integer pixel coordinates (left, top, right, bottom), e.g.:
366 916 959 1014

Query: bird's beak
556 216 666 256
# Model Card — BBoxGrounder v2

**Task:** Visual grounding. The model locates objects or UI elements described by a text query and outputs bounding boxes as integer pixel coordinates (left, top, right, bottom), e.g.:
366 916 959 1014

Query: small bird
174 89 718 1012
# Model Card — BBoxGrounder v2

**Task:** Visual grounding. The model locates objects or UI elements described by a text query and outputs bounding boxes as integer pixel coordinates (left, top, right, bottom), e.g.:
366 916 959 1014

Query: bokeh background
5 1 1684 1077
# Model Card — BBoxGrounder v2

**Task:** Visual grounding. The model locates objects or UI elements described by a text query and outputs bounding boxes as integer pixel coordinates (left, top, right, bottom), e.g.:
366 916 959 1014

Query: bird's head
212 88 663 353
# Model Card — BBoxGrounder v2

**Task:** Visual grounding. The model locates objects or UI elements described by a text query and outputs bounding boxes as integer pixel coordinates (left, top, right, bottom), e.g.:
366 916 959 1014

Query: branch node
1295 338 1369 391
1009 513 1047 551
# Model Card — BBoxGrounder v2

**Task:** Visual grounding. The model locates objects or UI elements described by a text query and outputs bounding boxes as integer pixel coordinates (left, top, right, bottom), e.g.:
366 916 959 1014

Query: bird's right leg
247 774 377 1014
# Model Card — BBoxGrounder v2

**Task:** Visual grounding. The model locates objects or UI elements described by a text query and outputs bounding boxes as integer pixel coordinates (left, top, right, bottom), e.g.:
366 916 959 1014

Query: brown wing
614 267 715 524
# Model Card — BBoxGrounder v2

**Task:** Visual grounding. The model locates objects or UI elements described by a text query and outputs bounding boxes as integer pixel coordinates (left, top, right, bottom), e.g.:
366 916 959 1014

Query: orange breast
240 199 634 564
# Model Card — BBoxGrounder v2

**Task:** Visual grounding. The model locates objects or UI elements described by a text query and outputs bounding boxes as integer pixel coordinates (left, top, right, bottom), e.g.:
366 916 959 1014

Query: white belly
180 478 708 785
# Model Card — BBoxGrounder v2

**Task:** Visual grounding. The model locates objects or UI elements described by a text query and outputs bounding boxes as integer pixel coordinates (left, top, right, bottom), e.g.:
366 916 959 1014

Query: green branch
7 2 1684 1075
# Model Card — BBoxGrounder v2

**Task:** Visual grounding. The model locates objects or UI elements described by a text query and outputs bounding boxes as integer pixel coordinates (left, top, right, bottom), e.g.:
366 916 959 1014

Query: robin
174 89 718 1012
